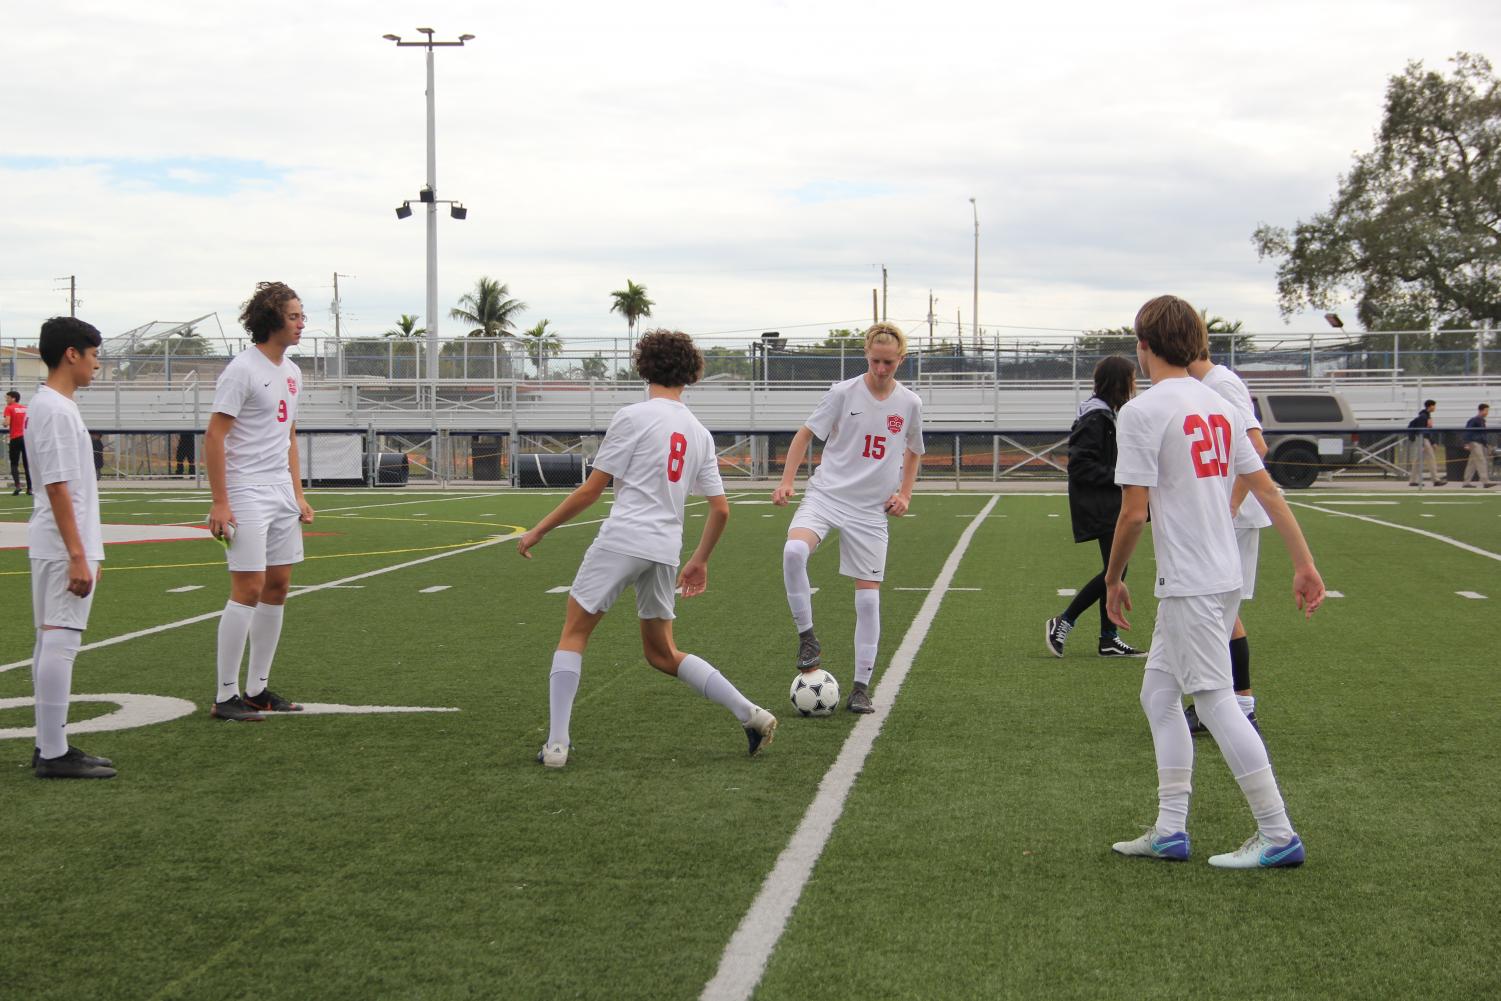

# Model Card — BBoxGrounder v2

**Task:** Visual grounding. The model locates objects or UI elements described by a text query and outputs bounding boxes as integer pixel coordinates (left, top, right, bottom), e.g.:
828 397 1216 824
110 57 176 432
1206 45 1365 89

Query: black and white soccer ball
789 669 840 718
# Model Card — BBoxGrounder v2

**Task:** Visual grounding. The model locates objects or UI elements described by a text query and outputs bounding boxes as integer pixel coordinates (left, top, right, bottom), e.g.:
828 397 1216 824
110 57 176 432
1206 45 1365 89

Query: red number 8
666 432 687 482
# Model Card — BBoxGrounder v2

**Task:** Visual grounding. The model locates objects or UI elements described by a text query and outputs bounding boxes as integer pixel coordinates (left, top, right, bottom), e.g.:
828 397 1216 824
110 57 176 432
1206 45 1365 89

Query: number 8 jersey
591 397 725 566
1114 375 1264 598
803 376 925 522
210 347 302 487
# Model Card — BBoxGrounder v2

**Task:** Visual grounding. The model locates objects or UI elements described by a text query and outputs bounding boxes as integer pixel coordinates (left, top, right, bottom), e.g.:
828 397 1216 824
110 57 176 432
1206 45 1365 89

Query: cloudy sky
2 0 1496 349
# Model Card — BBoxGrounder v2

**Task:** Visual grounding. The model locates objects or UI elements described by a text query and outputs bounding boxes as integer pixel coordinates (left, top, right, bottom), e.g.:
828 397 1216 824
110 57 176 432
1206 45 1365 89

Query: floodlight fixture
419 185 434 203
395 202 413 220
459 34 475 41
382 33 400 41
1324 312 1344 329
450 203 467 220
417 27 435 35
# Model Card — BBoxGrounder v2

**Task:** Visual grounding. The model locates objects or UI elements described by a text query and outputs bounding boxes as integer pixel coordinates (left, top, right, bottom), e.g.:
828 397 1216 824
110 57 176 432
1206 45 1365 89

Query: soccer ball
789 669 841 718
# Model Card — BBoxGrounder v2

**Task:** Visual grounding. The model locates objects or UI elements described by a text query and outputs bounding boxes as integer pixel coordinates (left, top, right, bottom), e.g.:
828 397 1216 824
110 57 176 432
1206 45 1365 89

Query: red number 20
666 432 687 482
1183 414 1232 477
276 400 288 424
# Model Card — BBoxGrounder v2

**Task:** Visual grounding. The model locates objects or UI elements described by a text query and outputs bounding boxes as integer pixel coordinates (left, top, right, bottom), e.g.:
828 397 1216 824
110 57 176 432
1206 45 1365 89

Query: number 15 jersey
804 376 925 523
592 397 725 566
1115 376 1264 598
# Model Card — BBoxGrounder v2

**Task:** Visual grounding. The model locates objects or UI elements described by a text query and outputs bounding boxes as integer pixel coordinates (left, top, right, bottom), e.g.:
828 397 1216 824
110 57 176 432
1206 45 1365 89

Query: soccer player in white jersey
204 282 315 722
26 317 116 779
772 322 924 714
517 330 777 768
1186 347 1271 735
1105 296 1325 869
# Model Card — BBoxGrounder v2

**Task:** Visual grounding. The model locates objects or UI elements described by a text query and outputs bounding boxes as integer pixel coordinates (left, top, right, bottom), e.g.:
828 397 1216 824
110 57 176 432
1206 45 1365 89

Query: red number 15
1183 414 1232 477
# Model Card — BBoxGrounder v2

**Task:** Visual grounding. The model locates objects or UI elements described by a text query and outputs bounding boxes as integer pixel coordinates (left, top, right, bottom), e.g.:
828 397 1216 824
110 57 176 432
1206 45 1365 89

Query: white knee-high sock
1141 669 1194 835
782 539 813 633
853 589 880 686
548 650 582 746
676 653 754 724
34 629 82 759
216 600 255 701
1194 688 1293 842
246 602 285 698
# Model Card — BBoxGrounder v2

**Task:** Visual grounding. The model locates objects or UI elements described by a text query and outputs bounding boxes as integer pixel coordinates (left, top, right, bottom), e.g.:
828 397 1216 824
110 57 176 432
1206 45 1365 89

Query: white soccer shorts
1144 589 1242 694
788 494 889 582
569 543 677 620
31 559 101 631
224 483 304 573
1236 526 1260 601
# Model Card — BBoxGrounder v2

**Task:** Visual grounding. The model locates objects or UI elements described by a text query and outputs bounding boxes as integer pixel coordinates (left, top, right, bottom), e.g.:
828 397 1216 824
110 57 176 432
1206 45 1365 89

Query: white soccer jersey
1200 364 1272 530
1115 376 1263 598
26 386 103 562
591 397 725 566
211 347 301 487
802 376 925 522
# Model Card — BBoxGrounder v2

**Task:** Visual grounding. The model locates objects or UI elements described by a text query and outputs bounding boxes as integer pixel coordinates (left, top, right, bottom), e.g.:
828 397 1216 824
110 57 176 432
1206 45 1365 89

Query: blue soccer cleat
1112 829 1191 861
1208 832 1305 869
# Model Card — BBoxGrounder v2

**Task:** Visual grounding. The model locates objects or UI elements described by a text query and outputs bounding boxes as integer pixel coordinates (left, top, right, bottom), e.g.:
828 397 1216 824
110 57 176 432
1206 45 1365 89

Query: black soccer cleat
795 629 822 670
846 684 874 714
1098 635 1145 657
744 707 778 756
32 745 113 769
34 746 117 779
243 689 303 713
210 695 265 722
1184 703 1208 735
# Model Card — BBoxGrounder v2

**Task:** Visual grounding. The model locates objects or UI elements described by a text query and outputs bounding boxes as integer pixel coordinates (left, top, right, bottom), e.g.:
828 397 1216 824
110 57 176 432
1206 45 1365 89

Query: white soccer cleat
1111 828 1190 861
537 741 569 769
1207 831 1305 869
744 707 778 756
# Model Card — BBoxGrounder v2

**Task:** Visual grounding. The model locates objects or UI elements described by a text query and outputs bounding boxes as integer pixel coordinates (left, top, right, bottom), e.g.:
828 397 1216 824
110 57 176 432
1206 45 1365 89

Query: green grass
0 487 1498 1000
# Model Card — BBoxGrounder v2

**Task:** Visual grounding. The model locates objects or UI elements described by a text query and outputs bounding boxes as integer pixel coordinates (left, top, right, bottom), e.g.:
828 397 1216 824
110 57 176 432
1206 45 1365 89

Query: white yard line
700 494 999 1001
1290 501 1501 564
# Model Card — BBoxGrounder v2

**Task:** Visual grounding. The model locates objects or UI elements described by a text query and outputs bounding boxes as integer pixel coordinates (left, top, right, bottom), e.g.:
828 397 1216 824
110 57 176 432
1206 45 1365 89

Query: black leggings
1062 533 1128 638
8 437 29 492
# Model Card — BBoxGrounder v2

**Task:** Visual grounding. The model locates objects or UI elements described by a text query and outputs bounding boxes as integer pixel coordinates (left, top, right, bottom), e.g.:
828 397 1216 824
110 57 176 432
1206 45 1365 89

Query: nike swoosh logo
849 411 862 416
1261 843 1301 864
263 382 272 387
221 681 235 687
1153 837 1186 852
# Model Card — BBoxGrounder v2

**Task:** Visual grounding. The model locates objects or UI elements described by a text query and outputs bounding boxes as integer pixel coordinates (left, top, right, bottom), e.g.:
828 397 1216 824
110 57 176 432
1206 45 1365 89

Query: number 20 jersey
591 397 725 566
1114 376 1264 598
803 376 925 523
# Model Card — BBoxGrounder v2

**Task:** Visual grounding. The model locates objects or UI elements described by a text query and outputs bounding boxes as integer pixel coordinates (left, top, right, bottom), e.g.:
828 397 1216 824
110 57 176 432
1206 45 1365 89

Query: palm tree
450 277 527 337
384 313 426 338
609 280 655 337
519 319 564 377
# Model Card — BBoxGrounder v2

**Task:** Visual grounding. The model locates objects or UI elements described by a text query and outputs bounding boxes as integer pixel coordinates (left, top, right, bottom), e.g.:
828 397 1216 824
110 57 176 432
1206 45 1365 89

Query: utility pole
969 198 979 351
957 309 963 356
55 275 78 316
332 272 355 381
872 289 878 325
927 291 935 349
881 264 888 321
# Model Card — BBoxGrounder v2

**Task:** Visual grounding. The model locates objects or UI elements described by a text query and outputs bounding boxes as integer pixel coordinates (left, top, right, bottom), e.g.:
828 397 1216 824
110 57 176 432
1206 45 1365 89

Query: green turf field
1 487 1498 1001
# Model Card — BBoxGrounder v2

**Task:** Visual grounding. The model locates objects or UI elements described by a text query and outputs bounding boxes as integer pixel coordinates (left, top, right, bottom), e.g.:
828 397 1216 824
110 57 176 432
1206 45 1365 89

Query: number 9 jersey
210 347 302 487
1114 376 1264 598
591 397 725 567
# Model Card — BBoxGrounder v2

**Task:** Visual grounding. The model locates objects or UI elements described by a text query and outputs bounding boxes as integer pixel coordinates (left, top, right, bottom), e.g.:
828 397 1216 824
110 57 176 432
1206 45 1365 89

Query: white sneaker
537 741 569 768
1207 831 1305 869
744 707 778 756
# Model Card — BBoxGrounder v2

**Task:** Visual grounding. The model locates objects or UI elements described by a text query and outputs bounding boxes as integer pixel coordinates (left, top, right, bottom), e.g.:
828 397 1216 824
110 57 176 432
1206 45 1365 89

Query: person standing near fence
1461 403 1492 487
772 322 924 714
1046 356 1145 659
1407 400 1445 487
204 282 316 722
5 390 32 496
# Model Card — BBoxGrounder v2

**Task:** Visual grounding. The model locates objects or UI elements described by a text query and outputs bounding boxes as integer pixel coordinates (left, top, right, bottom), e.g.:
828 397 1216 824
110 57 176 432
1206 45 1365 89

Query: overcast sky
2 0 1496 349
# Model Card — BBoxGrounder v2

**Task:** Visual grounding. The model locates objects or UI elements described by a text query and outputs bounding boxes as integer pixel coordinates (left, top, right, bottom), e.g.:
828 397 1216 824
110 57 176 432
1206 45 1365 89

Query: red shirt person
4 390 32 495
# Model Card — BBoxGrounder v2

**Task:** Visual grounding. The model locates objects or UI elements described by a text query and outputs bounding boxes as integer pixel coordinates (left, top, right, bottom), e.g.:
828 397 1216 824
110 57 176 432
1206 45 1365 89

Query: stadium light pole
383 28 475 406
970 197 979 353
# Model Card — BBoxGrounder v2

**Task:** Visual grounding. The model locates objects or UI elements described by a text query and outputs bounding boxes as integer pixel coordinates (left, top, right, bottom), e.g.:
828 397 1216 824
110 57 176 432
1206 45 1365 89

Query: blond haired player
1106 296 1324 869
772 322 924 714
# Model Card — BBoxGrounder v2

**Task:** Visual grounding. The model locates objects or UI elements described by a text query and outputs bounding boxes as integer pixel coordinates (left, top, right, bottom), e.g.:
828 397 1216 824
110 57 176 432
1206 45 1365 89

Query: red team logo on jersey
287 377 298 396
886 414 903 435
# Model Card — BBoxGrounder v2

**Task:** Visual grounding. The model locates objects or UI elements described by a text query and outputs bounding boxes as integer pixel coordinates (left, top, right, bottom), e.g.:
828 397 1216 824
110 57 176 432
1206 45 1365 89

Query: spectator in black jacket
1461 403 1492 487
1407 400 1445 486
1046 356 1145 658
